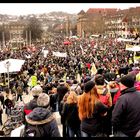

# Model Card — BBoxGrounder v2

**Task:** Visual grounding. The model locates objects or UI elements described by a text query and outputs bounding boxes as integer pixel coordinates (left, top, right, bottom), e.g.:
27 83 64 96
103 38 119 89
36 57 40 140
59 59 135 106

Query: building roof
77 10 85 15
86 8 117 14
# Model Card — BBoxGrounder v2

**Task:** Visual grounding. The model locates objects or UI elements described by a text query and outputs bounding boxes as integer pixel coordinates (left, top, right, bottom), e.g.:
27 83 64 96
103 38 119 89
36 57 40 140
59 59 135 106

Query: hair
78 87 99 121
95 74 104 85
5 87 10 94
73 79 78 84
62 93 69 102
109 81 117 89
67 91 78 104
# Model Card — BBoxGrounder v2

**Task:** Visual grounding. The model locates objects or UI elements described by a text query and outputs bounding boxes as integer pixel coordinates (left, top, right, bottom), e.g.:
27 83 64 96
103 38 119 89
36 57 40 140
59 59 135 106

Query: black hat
59 79 64 83
97 68 104 75
73 79 78 84
120 74 135 88
84 81 95 93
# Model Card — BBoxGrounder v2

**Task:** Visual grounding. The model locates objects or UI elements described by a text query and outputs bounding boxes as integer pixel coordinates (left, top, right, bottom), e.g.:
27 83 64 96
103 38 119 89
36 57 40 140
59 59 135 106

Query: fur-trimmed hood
25 107 54 125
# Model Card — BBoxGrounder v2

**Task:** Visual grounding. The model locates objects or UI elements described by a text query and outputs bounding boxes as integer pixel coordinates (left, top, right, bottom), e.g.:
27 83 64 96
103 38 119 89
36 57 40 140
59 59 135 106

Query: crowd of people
0 34 140 137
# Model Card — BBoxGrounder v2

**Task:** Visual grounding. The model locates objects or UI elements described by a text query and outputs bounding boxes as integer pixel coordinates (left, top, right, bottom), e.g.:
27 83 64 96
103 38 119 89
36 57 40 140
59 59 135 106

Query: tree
23 17 43 42
0 25 10 42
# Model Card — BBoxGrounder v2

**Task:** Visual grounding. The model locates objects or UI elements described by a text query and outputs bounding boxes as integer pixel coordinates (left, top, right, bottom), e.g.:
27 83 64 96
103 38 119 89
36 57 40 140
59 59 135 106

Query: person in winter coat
4 95 13 116
0 92 5 109
95 74 112 107
25 93 61 137
16 83 23 101
78 81 108 137
70 79 81 95
59 92 69 137
0 106 3 125
49 88 58 112
23 85 43 123
112 74 140 137
95 74 113 136
56 80 69 113
62 91 81 137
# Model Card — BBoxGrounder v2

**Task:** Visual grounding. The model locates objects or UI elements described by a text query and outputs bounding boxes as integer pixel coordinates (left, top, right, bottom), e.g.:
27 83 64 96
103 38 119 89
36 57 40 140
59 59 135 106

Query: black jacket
25 107 60 137
57 83 68 111
62 103 81 129
112 87 140 137
81 101 108 135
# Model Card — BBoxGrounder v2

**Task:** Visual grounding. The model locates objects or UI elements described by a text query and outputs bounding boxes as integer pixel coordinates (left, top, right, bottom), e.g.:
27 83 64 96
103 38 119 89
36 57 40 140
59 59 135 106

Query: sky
0 3 140 16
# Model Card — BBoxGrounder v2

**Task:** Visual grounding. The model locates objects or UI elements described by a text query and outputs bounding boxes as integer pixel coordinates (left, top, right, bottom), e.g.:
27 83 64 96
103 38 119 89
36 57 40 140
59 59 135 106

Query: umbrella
63 41 71 45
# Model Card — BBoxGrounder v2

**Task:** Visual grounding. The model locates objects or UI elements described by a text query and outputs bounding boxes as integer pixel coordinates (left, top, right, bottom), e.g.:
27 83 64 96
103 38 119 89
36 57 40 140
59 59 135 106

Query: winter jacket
4 98 13 108
49 93 58 112
25 107 60 137
57 83 68 111
112 87 140 137
61 103 80 129
81 101 108 135
70 84 81 95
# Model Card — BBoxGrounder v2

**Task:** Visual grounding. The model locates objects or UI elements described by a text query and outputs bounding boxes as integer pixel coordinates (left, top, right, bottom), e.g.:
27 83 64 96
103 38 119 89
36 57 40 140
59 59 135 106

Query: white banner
126 45 140 52
0 59 25 73
42 50 49 58
52 51 67 57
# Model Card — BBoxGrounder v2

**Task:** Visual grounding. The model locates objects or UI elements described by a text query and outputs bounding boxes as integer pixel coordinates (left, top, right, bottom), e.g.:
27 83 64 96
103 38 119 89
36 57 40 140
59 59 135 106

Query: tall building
3 21 26 42
77 7 140 38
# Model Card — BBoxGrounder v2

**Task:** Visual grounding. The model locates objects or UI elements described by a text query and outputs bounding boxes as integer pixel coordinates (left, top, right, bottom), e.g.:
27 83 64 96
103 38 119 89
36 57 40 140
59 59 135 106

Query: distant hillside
48 11 76 17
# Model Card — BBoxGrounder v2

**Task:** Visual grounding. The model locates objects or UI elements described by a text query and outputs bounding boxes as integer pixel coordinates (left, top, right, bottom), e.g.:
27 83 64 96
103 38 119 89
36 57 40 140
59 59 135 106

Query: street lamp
5 61 10 88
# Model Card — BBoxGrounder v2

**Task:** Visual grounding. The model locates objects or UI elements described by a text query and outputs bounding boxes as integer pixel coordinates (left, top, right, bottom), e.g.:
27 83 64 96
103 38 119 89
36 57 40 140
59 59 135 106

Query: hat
37 93 50 107
84 81 95 93
73 79 78 84
120 74 135 88
97 68 104 75
59 79 64 83
31 85 42 97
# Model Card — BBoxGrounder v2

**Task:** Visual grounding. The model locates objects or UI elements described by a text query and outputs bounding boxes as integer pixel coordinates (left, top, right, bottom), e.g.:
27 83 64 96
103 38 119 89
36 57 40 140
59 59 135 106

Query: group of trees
0 25 10 42
23 17 43 42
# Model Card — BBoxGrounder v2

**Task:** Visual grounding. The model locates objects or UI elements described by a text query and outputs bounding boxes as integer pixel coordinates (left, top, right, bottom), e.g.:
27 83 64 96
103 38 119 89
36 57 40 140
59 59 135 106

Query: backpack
23 123 46 137
110 84 121 105
99 88 110 106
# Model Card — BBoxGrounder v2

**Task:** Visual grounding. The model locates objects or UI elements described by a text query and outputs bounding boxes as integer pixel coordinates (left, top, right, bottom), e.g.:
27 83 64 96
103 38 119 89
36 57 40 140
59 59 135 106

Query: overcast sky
0 3 140 16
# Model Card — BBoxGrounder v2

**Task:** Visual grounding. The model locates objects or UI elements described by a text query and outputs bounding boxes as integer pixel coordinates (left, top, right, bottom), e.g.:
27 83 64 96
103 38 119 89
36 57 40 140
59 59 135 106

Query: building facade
3 21 26 43
77 7 140 38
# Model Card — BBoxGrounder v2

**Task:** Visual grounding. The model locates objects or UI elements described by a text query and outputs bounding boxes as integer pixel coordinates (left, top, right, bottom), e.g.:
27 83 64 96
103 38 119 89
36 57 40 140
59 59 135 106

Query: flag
91 63 97 76
94 43 98 48
82 30 85 38
80 44 84 54
70 30 73 36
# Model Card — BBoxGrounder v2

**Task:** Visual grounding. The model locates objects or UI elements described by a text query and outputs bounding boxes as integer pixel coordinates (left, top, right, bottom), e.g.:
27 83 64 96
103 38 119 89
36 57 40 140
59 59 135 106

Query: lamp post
2 32 5 48
5 61 10 88
29 31 31 46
